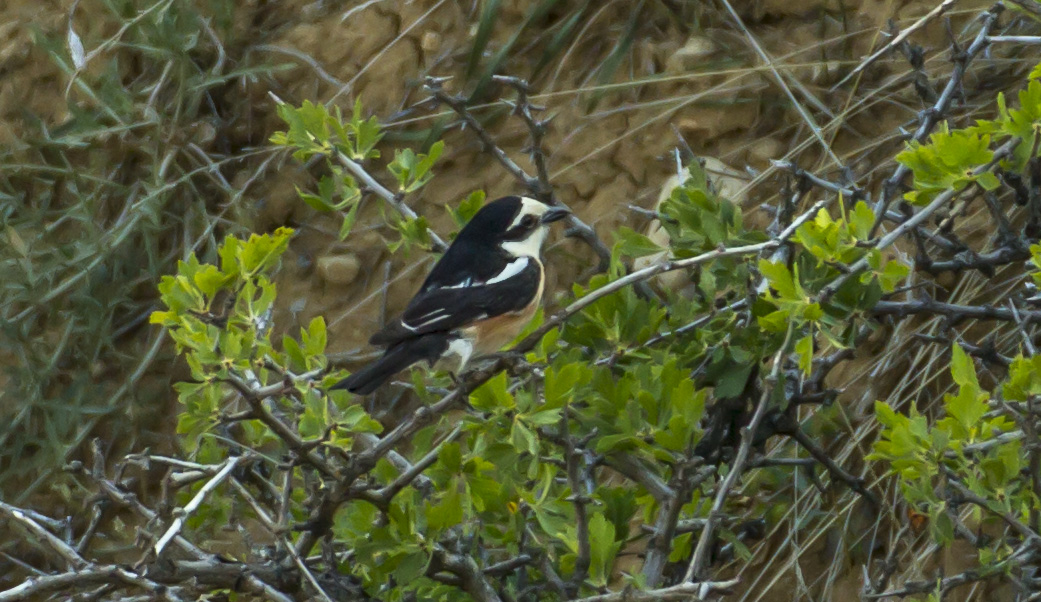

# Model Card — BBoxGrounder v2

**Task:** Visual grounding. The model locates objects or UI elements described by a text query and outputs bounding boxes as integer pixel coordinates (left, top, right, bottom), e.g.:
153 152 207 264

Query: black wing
370 257 541 346
419 238 511 292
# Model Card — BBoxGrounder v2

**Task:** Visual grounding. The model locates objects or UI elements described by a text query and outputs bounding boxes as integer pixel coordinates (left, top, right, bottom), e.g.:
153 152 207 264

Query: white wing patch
439 256 529 289
486 256 530 284
409 307 449 329
442 276 474 290
403 257 531 331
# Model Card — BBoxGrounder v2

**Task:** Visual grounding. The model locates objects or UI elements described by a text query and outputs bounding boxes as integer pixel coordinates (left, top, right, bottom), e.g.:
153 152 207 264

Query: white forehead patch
507 197 548 229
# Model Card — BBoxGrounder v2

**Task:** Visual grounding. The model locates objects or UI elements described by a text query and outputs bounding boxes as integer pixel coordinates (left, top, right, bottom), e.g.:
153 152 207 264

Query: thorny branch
684 326 794 582
337 152 449 252
570 579 739 602
822 139 1018 299
832 0 960 90
151 455 244 559
869 3 1005 234
424 75 614 272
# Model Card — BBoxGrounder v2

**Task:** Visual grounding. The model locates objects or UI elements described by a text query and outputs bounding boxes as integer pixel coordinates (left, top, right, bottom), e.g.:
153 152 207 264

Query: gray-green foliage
0 0 266 496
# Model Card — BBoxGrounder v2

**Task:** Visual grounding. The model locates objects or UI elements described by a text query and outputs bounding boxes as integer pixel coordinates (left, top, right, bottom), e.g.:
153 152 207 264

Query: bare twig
223 373 339 478
832 0 960 90
986 35 1041 43
0 501 87 569
869 4 1004 234
152 455 244 559
865 564 1012 598
824 139 1016 299
230 479 335 602
424 76 613 271
80 454 292 602
562 413 591 593
374 424 463 503
605 454 676 501
872 298 1041 324
335 152 449 252
946 475 1041 545
778 422 880 507
571 578 740 602
685 325 794 581
432 546 505 602
0 502 183 602
642 464 715 587
0 567 180 602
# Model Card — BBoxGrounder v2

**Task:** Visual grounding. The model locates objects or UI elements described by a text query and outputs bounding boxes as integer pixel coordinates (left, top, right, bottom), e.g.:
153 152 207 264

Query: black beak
540 206 571 224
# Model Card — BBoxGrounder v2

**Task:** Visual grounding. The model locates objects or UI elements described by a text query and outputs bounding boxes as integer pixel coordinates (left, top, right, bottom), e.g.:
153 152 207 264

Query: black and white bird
331 196 570 394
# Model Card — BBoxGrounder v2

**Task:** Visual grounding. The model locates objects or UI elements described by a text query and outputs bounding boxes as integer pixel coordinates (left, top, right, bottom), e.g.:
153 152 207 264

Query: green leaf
303 316 327 357
283 335 306 371
715 364 753 398
388 141 444 194
977 171 1000 191
439 442 462 473
347 99 383 160
669 532 693 562
510 419 538 455
193 264 231 298
338 201 361 241
545 363 585 407
297 176 336 212
849 201 875 240
427 480 465 530
588 512 620 587
795 332 813 377
896 126 994 205
950 344 979 390
389 216 432 253
298 388 328 439
759 260 797 299
447 190 485 228
471 372 514 411
613 226 662 258
338 404 383 433
393 549 430 583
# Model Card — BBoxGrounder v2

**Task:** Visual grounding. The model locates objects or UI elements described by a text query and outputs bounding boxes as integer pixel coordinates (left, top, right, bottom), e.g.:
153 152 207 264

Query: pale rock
421 31 441 54
748 137 786 167
676 103 758 140
665 36 717 73
317 254 361 286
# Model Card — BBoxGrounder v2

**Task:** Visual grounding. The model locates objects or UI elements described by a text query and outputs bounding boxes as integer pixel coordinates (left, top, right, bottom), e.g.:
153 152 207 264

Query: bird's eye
521 215 537 228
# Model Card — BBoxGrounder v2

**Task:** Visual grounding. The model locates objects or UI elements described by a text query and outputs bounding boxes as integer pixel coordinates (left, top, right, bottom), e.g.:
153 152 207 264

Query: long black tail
329 334 451 394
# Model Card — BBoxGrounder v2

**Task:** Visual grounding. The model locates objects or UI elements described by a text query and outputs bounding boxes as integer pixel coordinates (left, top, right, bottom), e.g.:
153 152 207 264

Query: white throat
501 225 548 258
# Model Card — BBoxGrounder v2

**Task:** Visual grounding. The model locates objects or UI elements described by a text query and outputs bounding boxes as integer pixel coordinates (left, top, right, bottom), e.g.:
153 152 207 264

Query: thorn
423 75 452 90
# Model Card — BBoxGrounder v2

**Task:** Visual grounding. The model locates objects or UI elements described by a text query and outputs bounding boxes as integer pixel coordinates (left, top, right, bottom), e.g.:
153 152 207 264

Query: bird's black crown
459 196 527 241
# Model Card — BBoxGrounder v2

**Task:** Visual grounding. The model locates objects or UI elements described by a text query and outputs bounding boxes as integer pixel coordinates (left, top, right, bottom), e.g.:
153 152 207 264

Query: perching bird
331 195 570 394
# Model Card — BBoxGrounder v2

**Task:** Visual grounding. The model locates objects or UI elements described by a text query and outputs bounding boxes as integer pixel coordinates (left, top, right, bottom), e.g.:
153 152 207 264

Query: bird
331 195 570 394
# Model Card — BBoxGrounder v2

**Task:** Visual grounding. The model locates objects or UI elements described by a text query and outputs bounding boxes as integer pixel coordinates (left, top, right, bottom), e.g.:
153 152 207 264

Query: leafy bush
6 4 1041 602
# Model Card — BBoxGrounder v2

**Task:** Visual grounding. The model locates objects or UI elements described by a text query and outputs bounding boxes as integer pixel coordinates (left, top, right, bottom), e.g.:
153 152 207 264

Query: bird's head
460 195 570 257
